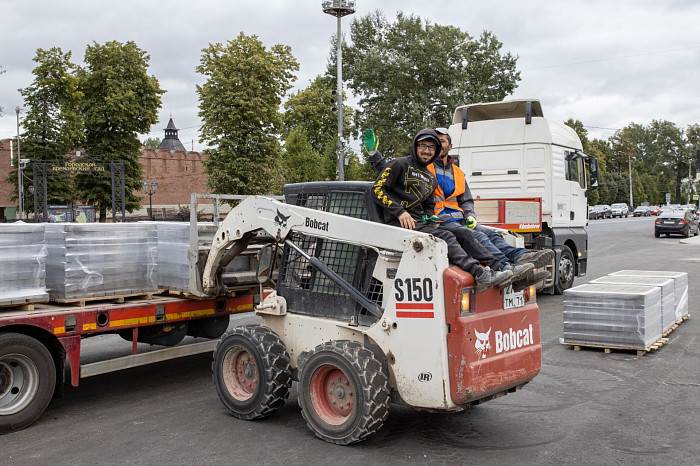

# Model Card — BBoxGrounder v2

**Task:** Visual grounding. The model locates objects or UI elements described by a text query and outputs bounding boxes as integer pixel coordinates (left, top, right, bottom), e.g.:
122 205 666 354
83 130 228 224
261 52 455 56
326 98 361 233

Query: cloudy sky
1 0 698 152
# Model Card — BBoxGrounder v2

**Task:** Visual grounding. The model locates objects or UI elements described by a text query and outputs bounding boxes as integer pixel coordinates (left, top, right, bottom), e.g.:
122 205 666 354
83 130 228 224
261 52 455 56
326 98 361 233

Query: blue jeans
474 224 527 264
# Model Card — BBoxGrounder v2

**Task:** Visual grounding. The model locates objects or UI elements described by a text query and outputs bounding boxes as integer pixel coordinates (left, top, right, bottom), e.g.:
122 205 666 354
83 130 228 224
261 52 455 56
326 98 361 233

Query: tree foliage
197 33 298 195
334 11 520 158
75 41 164 220
142 137 161 149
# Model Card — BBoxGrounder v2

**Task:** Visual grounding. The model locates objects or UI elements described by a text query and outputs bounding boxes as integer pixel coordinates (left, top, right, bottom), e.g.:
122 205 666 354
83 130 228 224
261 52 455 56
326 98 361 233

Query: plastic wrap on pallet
610 270 688 321
590 276 676 333
45 223 158 300
150 222 190 291
0 223 49 305
563 283 662 349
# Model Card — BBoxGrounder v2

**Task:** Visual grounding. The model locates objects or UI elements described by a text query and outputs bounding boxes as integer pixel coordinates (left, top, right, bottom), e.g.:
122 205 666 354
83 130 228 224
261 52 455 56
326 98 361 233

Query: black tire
683 226 690 238
212 325 291 420
0 333 56 434
554 245 575 295
655 231 660 238
298 341 389 445
188 316 230 339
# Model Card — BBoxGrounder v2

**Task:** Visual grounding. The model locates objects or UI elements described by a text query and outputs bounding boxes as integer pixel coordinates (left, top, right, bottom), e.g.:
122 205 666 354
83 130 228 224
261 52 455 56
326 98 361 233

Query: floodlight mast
322 1 356 181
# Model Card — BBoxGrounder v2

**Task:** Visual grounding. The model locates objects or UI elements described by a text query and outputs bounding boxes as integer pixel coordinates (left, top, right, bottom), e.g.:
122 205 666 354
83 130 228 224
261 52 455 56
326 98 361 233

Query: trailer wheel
0 333 56 434
554 246 575 295
298 341 389 445
213 325 291 420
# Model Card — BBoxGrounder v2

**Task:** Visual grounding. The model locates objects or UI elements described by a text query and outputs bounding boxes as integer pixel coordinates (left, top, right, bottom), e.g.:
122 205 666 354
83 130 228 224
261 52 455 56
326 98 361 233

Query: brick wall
0 142 212 219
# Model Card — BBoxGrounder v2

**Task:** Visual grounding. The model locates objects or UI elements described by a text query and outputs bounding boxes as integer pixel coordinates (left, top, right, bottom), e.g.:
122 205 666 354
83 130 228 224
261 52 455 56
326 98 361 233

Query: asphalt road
2 216 698 465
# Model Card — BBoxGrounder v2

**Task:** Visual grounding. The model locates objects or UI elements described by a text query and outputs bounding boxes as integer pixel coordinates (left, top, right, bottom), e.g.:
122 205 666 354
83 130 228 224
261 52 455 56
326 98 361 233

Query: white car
610 203 629 218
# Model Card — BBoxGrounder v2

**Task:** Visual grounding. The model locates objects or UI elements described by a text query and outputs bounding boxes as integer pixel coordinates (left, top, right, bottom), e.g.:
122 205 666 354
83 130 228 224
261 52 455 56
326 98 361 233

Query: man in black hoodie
371 128 514 291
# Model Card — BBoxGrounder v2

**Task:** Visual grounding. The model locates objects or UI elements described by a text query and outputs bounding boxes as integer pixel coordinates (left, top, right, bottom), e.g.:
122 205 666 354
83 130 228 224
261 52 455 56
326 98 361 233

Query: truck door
565 151 588 227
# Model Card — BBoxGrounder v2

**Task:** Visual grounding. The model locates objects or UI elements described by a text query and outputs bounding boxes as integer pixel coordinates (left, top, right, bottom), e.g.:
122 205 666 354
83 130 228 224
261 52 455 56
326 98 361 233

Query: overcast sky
1 0 698 153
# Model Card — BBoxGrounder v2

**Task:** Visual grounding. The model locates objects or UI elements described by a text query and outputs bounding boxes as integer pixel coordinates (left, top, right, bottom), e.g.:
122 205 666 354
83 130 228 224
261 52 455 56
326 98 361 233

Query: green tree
281 129 326 183
197 33 299 195
335 11 520 158
75 41 164 221
8 48 83 210
142 137 161 149
282 76 355 181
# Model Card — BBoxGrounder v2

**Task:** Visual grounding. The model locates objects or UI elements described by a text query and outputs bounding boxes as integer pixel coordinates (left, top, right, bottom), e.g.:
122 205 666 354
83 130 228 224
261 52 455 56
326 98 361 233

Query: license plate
503 287 525 309
664 221 676 225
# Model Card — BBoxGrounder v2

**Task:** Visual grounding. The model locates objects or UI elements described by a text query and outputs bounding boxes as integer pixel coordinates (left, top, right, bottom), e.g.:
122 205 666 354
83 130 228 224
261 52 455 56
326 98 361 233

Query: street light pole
142 181 158 221
322 1 356 181
15 107 22 220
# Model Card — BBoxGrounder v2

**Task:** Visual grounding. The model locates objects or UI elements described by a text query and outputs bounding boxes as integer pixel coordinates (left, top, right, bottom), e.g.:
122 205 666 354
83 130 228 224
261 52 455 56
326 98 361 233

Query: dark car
592 204 612 219
588 205 600 220
654 210 699 238
633 205 652 217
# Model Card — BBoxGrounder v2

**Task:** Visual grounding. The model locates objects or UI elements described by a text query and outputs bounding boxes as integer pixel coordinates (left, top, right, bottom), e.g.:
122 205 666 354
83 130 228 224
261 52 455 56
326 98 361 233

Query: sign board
666 193 671 204
693 195 699 201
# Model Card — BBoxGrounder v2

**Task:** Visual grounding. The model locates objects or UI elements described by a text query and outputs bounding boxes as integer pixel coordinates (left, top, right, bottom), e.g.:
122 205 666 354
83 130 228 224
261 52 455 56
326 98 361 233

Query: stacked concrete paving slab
45 223 158 301
590 275 676 333
0 224 49 306
151 222 190 291
563 283 663 350
610 270 689 322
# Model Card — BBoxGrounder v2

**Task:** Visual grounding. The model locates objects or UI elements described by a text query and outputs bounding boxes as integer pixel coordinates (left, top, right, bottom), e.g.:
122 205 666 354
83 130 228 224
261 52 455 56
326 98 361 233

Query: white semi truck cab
449 100 599 294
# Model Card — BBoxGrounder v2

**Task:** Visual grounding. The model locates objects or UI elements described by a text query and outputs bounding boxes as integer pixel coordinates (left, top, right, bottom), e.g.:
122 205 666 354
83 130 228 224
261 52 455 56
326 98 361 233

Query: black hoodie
372 128 443 225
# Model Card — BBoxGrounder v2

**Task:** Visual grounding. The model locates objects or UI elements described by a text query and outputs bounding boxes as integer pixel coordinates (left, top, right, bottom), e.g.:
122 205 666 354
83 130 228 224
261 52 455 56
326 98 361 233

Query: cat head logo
274 209 291 229
475 328 492 359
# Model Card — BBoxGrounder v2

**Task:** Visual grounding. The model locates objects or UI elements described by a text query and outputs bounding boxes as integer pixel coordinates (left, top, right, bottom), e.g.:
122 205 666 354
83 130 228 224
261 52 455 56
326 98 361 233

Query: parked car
654 209 699 238
682 204 697 213
610 203 629 218
649 205 661 215
590 205 608 219
593 204 612 218
588 205 600 220
633 205 652 217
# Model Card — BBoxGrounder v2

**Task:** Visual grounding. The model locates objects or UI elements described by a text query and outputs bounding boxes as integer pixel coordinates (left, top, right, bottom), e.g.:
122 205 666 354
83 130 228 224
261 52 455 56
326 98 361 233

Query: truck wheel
0 333 56 434
554 246 575 295
298 341 389 445
212 325 291 420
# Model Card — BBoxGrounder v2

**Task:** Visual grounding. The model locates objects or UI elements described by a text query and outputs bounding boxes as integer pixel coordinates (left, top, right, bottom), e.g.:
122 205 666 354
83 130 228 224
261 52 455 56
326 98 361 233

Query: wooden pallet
564 337 669 356
0 302 36 311
51 291 156 307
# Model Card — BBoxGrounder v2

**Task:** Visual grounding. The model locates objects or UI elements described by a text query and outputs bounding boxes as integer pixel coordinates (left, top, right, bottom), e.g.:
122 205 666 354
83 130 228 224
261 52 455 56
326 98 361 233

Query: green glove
362 129 379 153
465 216 477 228
422 215 440 224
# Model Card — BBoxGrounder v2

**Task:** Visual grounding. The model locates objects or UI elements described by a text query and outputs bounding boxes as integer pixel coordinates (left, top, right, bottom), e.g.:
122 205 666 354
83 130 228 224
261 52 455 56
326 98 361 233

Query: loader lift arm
198 196 429 316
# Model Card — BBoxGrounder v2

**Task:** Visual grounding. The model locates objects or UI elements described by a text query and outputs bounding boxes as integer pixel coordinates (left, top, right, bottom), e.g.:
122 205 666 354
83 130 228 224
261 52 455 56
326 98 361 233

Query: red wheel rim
309 364 354 425
222 347 258 401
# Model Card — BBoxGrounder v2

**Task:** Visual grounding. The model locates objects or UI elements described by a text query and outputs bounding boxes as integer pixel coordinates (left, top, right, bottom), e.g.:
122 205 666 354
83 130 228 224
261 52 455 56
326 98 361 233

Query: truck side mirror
588 157 599 188
256 244 276 285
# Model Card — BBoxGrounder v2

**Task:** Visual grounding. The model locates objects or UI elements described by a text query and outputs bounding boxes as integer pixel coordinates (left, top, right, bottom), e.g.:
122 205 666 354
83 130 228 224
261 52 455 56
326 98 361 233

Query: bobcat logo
475 328 492 359
274 209 291 228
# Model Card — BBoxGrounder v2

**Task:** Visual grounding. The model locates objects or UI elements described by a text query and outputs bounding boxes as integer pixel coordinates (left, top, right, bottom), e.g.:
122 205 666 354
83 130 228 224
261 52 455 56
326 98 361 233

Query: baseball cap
416 134 439 143
435 127 452 143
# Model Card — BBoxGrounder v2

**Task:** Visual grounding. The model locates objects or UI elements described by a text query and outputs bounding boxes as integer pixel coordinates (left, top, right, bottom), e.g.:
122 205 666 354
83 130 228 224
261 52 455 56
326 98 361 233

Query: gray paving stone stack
563 283 663 349
610 270 689 321
45 223 158 300
590 275 676 333
151 222 190 291
0 223 49 305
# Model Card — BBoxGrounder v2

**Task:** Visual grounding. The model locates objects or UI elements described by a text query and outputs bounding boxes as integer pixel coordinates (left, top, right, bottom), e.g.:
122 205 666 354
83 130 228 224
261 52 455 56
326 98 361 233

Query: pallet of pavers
563 283 664 355
0 223 49 308
610 270 689 323
590 275 676 335
45 223 158 304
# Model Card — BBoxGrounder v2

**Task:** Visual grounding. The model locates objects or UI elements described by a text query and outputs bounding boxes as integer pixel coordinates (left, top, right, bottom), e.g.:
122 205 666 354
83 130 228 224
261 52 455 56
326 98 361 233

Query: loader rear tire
298 341 389 445
0 333 56 434
213 325 291 420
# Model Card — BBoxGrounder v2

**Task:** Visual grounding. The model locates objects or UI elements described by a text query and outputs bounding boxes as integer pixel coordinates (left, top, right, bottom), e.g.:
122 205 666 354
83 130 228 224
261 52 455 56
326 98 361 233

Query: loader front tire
212 325 291 420
298 341 389 445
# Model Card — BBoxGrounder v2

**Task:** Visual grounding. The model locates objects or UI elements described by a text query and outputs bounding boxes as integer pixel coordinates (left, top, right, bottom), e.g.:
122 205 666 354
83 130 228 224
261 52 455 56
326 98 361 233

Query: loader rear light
460 287 475 316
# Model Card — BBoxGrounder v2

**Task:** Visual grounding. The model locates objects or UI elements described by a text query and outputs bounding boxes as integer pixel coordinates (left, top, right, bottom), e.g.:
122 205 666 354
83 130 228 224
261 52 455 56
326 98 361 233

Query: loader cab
279 182 384 325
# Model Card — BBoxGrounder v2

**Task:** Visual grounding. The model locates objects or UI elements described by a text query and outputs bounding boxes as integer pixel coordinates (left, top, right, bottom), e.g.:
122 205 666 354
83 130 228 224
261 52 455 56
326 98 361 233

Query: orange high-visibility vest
427 163 466 215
